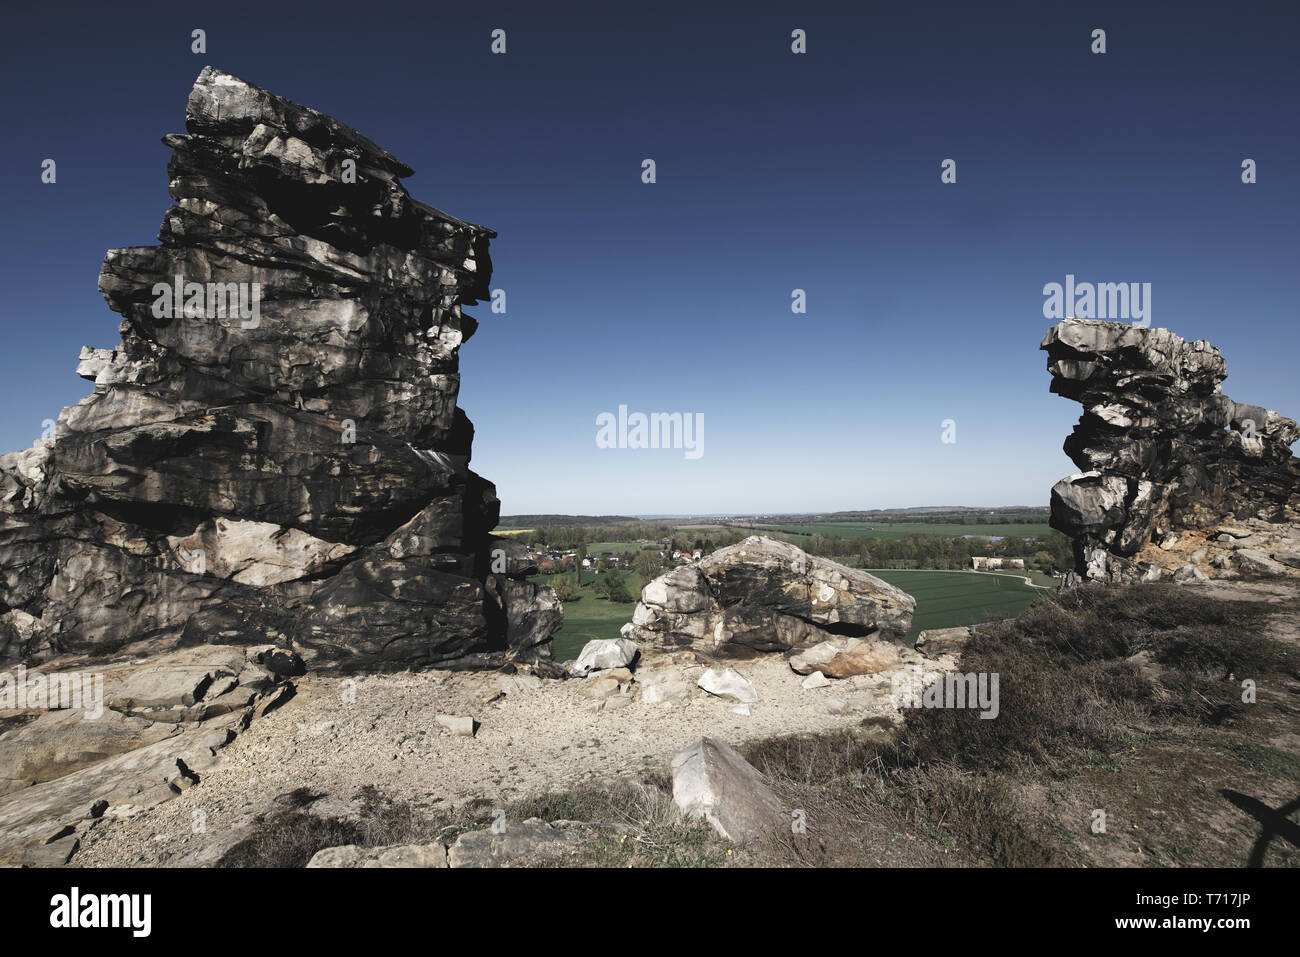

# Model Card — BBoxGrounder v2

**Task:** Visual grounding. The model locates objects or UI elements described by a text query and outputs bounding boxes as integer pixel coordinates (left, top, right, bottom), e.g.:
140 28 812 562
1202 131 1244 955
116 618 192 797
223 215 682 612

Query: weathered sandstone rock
697 667 758 703
914 626 972 659
435 714 475 737
0 68 559 671
307 842 449 868
571 637 637 676
671 737 786 844
0 642 294 864
788 635 904 677
624 537 914 656
446 818 580 867
1042 320 1300 583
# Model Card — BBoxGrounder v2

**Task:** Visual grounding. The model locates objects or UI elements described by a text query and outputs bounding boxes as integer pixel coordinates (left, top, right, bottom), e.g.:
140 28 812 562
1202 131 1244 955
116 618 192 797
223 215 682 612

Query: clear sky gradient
2 0 1297 515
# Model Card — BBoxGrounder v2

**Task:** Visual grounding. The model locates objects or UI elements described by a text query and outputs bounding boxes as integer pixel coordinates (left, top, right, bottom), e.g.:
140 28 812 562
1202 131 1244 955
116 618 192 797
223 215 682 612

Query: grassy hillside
734 582 1300 867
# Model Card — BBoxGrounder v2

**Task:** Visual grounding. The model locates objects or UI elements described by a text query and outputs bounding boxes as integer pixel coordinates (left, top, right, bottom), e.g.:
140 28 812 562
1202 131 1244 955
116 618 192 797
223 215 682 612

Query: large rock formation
623 537 915 655
0 68 559 671
1043 319 1300 583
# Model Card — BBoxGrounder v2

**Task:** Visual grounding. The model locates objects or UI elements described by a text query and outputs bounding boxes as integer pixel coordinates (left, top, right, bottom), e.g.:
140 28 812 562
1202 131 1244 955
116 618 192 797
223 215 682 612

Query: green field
866 569 1050 641
541 566 1051 660
743 521 1053 540
538 571 646 661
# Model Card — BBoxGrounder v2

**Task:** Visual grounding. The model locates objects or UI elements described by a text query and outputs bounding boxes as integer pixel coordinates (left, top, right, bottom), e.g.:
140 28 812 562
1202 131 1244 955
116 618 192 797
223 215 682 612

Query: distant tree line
500 514 640 528
530 522 753 553
524 519 1073 578
532 521 672 548
785 530 1073 573
753 509 1051 527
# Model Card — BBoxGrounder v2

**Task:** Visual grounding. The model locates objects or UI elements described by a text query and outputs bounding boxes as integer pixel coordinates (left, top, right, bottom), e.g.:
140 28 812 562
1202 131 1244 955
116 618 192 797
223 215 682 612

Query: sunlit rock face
624 537 915 656
0 67 559 671
1043 319 1300 584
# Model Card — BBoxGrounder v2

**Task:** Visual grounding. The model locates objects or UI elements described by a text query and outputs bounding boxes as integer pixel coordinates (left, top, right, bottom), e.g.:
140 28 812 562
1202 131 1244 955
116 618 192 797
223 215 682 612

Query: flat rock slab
789 636 903 677
308 842 449 868
1235 549 1289 576
0 713 244 864
0 707 180 797
19 834 79 867
447 819 580 867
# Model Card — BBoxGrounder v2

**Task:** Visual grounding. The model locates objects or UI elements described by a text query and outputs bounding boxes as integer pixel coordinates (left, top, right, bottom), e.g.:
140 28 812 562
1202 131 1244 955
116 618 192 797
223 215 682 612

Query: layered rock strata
1043 319 1300 583
0 68 559 671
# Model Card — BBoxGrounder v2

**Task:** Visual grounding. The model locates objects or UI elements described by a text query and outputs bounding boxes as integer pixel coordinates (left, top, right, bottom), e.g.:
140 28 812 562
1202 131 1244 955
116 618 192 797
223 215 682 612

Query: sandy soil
74 650 932 866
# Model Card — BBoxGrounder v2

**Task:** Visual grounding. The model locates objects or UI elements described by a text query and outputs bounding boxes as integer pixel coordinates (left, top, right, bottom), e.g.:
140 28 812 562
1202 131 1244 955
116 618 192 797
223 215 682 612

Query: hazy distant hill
497 514 641 527
499 507 1051 527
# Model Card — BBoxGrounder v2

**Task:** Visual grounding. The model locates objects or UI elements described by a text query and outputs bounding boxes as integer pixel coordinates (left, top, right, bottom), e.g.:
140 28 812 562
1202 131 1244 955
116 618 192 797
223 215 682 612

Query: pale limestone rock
697 667 758 703
435 714 475 737
671 737 785 844
572 638 637 676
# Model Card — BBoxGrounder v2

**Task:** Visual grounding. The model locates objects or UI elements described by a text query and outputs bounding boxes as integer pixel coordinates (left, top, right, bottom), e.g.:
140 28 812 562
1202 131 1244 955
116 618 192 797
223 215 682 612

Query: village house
971 557 1025 570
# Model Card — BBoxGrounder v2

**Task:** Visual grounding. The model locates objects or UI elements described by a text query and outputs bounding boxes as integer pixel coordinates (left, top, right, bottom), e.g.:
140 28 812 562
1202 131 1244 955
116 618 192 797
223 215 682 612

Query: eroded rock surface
0 67 559 671
0 643 295 865
623 536 914 655
1043 320 1300 583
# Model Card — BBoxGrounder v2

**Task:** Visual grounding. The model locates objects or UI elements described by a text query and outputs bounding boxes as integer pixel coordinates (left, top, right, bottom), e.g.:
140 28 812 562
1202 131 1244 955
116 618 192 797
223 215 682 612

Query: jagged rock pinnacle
0 68 559 670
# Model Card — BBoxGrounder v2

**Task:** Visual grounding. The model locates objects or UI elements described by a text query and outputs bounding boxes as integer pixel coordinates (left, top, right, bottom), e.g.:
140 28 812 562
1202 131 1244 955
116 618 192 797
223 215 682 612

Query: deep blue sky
2 0 1297 515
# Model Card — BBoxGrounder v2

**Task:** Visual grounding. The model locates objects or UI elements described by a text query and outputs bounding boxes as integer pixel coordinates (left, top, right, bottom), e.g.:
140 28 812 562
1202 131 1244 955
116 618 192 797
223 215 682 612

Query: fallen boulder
670 737 786 844
697 667 758 703
571 638 637 676
914 626 972 659
435 715 476 737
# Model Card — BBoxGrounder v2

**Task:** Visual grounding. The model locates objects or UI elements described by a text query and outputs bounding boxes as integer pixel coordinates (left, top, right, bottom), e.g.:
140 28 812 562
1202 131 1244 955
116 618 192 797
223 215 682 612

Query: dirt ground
73 650 931 866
